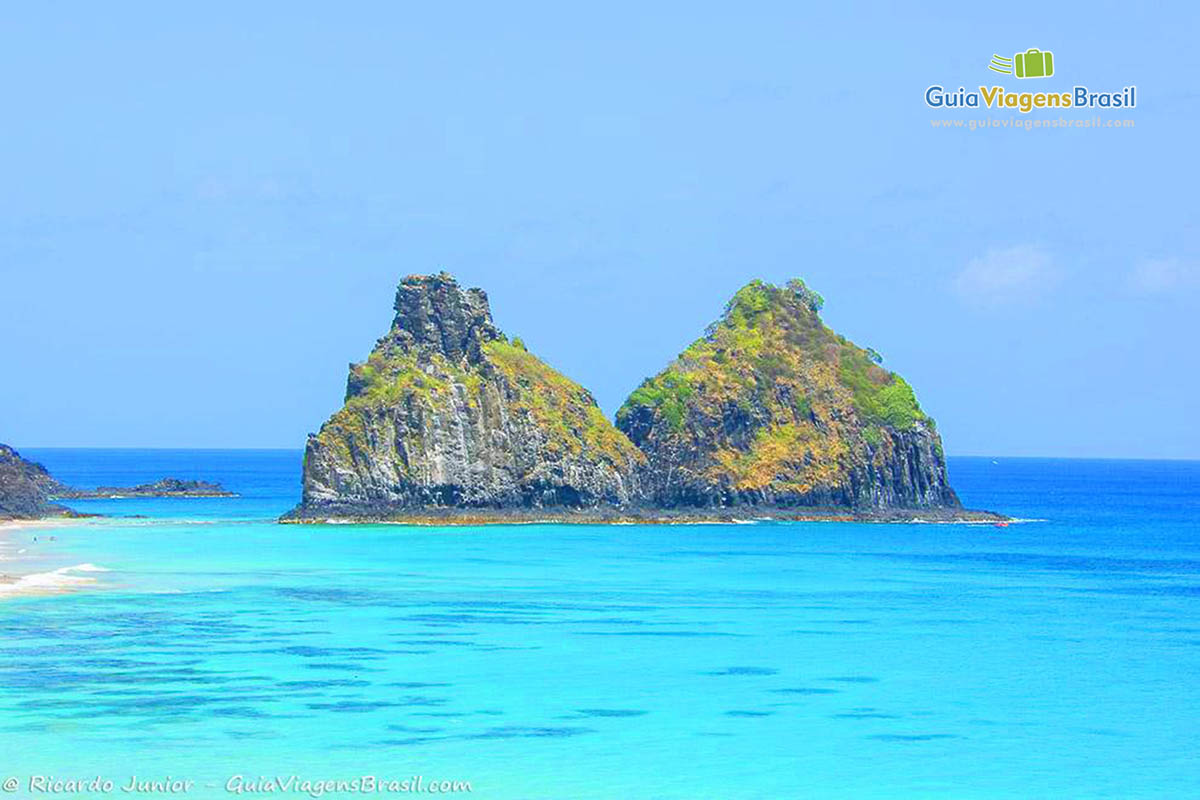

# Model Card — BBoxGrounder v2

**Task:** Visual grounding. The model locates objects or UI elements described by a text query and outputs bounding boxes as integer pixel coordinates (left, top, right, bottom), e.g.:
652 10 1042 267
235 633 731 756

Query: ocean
1 451 1198 798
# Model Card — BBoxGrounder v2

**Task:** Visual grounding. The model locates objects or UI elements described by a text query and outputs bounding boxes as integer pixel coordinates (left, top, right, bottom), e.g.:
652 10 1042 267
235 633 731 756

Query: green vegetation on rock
836 346 925 430
616 278 955 509
619 373 694 433
483 339 643 469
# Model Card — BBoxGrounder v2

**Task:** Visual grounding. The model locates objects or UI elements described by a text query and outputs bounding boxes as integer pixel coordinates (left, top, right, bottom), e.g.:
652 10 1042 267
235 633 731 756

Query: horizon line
12 445 1200 463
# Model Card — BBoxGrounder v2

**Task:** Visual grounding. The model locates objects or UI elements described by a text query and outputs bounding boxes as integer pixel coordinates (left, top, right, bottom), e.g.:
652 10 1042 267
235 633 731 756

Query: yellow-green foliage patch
348 351 453 406
711 421 849 493
484 339 644 469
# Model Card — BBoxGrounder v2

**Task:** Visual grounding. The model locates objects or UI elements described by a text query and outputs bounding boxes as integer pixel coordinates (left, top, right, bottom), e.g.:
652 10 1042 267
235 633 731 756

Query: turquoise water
2 451 1198 798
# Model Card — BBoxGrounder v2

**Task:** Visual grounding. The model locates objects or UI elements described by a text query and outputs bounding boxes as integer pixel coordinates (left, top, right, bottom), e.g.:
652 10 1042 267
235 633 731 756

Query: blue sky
2 2 1197 457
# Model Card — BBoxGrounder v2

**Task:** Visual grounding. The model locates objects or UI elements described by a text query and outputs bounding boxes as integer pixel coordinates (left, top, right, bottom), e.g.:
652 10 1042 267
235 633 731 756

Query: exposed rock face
616 279 960 510
0 443 68 519
288 273 644 518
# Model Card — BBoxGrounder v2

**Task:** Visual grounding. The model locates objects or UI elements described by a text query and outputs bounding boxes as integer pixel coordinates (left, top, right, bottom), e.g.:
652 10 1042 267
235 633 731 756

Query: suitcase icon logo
988 48 1055 79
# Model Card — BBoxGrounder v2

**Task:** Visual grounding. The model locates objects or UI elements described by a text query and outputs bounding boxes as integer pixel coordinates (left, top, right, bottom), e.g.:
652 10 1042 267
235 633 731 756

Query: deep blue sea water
2 451 1198 798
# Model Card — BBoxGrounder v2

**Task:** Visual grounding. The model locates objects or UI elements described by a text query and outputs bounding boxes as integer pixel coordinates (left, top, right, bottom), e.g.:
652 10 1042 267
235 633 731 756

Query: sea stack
286 273 644 520
616 279 960 511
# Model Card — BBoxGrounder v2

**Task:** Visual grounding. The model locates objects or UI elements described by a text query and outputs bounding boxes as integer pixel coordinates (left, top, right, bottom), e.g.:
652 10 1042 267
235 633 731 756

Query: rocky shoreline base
279 506 1010 526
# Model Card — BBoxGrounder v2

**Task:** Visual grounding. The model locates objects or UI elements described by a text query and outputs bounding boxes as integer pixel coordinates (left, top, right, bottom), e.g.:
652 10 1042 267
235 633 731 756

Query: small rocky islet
286 273 999 523
53 478 236 499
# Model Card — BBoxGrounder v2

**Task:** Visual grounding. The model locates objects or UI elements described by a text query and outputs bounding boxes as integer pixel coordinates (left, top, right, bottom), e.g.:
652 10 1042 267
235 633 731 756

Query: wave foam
0 563 111 598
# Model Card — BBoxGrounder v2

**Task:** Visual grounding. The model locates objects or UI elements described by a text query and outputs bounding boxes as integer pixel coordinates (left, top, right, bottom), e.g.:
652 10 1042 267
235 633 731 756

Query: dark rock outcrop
0 443 69 519
286 273 644 519
2 444 236 515
616 279 960 511
54 478 236 499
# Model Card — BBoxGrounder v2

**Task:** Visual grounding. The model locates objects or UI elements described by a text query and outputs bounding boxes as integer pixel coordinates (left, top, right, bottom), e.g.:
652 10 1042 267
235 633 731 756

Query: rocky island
53 478 237 499
285 273 999 524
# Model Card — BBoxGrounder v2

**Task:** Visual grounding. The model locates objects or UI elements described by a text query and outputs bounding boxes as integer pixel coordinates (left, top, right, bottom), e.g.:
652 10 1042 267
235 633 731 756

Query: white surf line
0 563 111 599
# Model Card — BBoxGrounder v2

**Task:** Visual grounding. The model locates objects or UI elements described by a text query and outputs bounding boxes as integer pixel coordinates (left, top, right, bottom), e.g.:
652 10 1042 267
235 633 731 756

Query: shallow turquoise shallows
3 451 1198 799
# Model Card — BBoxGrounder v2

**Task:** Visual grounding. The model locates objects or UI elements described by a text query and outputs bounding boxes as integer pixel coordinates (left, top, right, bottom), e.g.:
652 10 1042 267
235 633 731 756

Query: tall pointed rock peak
387 272 500 363
290 273 642 519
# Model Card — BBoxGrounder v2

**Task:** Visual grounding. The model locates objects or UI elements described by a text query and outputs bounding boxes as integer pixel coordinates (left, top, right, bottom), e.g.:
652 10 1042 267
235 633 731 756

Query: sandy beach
0 518 104 598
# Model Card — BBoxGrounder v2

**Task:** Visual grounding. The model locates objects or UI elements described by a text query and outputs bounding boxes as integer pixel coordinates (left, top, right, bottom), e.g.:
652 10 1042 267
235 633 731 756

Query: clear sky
2 3 1197 457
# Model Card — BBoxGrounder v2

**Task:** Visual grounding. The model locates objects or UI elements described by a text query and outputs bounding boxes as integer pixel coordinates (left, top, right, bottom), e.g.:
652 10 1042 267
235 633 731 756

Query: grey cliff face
620 406 958 511
854 425 959 509
290 273 644 519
